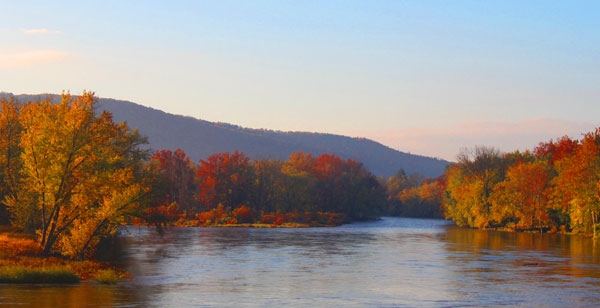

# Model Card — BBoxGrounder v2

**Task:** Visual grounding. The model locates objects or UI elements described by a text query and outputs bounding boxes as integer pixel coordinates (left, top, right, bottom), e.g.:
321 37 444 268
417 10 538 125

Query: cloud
21 28 62 35
0 50 70 67
364 118 599 161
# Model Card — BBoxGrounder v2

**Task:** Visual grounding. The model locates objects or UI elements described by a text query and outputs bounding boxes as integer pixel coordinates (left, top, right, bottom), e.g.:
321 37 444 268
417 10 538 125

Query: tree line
145 149 389 226
146 127 600 236
443 131 600 235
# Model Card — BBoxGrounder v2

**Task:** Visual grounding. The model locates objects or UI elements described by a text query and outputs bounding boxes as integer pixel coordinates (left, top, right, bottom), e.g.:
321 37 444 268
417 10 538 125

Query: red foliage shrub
260 213 282 224
196 204 231 225
258 212 344 226
232 205 254 224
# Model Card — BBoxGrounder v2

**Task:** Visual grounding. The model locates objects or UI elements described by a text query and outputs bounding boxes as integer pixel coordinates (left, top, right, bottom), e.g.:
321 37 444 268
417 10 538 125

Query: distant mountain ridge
1 92 449 177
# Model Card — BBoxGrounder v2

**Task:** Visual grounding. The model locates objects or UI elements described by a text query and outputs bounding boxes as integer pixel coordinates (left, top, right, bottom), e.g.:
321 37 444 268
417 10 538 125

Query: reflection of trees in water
0 283 151 308
444 226 600 281
195 227 376 257
7 219 600 307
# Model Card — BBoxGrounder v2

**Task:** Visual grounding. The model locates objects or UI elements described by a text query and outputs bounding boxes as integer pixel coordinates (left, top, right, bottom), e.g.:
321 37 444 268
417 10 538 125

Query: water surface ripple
2 217 600 307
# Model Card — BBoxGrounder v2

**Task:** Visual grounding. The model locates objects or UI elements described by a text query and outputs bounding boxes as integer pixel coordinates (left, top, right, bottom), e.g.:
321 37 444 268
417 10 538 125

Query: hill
1 92 449 177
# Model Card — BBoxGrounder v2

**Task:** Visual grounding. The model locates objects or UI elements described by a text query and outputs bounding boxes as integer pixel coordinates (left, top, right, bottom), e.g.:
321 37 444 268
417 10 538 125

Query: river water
2 217 600 307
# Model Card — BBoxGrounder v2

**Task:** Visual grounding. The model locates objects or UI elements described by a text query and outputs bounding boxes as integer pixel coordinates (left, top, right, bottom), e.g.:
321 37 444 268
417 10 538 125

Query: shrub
197 204 230 225
0 265 80 284
93 269 121 284
273 217 284 226
232 205 254 223
260 213 287 225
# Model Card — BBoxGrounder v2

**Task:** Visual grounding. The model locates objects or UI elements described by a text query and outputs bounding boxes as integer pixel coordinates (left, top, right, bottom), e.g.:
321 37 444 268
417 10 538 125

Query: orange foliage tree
197 150 253 210
0 97 21 225
443 146 507 228
552 129 600 233
398 177 445 218
490 159 551 230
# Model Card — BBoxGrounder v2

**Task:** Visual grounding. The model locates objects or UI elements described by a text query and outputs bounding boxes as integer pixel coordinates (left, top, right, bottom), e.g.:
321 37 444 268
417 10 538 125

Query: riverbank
153 210 347 228
0 214 341 284
0 232 126 284
479 225 599 238
172 221 337 228
1 210 347 284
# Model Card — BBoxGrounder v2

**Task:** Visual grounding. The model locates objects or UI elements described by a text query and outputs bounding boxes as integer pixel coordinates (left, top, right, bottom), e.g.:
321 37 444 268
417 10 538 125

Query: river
1 217 600 307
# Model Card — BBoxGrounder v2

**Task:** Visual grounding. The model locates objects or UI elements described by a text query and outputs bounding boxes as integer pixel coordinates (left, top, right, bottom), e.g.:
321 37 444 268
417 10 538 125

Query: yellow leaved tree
0 97 22 225
5 91 150 259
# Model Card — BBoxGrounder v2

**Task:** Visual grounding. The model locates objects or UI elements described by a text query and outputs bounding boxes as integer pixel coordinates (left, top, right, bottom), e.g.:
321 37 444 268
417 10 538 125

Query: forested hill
2 93 449 178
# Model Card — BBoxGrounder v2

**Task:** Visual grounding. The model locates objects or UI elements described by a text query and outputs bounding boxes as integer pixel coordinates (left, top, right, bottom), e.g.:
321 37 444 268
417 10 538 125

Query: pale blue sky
1 1 599 160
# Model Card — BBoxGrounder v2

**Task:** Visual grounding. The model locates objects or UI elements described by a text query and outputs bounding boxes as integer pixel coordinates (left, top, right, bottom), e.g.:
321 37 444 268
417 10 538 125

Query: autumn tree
148 149 198 218
283 152 386 220
443 164 476 227
190 151 386 224
534 135 578 165
490 159 551 231
553 129 600 233
279 152 317 213
385 169 425 216
0 97 22 225
444 146 506 228
311 154 346 213
251 158 285 214
5 92 150 258
441 128 600 234
197 150 253 210
334 159 387 220
398 177 445 218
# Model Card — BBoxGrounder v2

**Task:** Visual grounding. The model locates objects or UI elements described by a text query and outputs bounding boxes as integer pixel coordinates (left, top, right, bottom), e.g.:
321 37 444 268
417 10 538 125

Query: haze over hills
1 92 449 178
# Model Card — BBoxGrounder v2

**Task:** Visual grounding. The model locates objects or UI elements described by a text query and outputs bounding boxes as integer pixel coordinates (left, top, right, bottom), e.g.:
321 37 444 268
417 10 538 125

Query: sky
1 1 599 161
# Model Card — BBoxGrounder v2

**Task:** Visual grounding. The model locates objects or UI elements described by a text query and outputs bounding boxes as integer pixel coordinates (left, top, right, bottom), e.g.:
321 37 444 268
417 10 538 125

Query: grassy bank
0 232 126 284
0 265 80 283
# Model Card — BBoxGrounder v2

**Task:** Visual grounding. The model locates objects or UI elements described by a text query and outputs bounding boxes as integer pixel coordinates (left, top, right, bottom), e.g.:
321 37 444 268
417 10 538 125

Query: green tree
337 159 387 220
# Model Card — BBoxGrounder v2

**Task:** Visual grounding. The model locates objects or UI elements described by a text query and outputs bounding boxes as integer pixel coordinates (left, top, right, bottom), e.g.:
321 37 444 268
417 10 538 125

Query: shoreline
0 232 125 284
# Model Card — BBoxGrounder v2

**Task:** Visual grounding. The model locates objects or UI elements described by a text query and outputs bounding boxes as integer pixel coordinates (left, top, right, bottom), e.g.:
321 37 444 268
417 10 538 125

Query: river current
2 217 600 307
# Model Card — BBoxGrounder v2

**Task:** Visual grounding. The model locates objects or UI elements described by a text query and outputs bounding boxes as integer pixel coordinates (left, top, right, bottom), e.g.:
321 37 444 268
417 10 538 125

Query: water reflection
113 219 456 307
0 283 149 308
2 218 600 307
443 226 600 307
